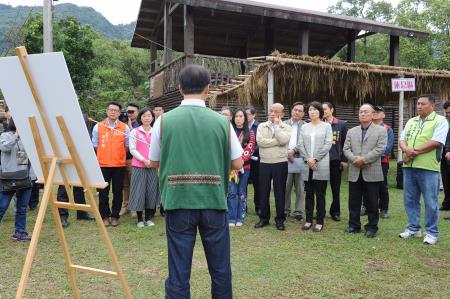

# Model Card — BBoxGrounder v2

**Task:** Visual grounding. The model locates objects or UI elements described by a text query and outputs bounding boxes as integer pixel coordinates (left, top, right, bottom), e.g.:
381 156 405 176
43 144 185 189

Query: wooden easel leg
16 158 57 299
49 190 80 298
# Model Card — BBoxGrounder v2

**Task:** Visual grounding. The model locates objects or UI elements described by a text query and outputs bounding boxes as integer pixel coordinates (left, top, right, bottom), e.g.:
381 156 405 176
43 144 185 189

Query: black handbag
0 168 32 191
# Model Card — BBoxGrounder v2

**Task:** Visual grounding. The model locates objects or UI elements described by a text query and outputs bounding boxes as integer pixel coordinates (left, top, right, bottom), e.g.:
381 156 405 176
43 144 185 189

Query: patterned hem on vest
168 174 221 185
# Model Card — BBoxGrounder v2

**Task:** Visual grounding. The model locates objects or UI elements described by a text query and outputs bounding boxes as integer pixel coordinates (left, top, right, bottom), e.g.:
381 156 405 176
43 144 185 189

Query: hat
374 106 384 113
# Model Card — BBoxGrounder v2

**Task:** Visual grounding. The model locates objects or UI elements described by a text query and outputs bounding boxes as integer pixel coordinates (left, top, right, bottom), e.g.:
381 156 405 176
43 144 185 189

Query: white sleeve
400 127 408 141
129 129 146 162
149 117 161 161
229 124 244 160
432 119 449 144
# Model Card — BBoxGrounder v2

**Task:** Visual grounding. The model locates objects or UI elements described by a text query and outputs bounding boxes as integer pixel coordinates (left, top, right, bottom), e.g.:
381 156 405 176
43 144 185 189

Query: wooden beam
150 42 157 73
389 35 400 66
184 5 195 63
346 29 357 62
298 22 309 56
355 31 376 40
163 1 173 65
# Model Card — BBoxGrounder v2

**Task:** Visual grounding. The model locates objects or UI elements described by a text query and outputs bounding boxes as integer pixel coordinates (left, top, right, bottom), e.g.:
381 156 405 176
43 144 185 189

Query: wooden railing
150 54 260 96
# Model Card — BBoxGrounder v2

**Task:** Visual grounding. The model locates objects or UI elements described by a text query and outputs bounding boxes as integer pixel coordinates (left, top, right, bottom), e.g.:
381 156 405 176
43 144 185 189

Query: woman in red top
228 108 256 227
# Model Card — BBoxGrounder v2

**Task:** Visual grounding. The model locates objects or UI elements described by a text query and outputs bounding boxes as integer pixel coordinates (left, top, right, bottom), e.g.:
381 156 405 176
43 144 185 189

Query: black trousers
259 162 288 224
98 167 125 219
28 180 41 209
329 160 342 217
305 170 327 225
349 174 380 232
378 163 390 211
57 185 89 219
250 159 260 213
440 157 450 209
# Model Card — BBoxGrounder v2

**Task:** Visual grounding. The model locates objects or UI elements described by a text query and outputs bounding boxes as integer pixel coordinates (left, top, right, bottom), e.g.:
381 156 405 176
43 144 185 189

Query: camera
119 110 128 123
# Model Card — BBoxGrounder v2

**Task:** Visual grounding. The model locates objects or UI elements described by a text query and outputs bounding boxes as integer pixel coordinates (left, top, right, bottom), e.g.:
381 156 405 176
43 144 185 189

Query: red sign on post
391 78 416 92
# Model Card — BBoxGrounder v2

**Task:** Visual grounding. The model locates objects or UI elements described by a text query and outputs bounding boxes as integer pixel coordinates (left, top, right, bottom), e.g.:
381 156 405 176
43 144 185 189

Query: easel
14 47 132 299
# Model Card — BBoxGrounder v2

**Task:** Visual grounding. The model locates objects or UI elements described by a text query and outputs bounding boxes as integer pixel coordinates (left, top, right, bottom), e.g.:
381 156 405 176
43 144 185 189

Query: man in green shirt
150 65 243 298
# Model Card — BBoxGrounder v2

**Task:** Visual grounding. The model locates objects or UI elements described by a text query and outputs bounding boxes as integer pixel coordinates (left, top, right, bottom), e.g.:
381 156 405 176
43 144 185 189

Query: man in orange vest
92 101 130 227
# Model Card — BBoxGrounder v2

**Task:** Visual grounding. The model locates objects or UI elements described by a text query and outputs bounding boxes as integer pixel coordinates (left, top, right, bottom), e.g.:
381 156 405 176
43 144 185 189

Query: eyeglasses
127 110 136 114
107 108 120 113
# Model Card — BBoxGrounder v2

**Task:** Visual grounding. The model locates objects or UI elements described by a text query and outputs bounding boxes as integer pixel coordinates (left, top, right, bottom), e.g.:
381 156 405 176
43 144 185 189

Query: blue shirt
380 122 394 157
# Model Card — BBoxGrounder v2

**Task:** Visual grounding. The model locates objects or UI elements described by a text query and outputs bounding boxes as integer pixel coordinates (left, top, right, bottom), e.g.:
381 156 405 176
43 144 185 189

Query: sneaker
137 221 145 228
145 220 155 227
294 212 304 221
399 229 422 239
423 234 438 245
236 222 243 227
12 232 31 242
228 223 235 227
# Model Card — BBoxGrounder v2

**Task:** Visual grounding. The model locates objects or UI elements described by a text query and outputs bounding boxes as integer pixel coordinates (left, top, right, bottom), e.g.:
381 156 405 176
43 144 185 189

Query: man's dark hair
307 101 324 119
179 65 210 95
245 106 256 115
292 101 305 109
107 101 122 110
322 101 334 110
153 102 164 109
419 94 438 104
221 106 232 113
137 107 155 126
127 102 140 110
443 100 450 110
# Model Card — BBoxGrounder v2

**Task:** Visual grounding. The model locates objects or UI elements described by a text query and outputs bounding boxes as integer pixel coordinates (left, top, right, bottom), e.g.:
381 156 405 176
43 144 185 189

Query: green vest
403 111 445 172
159 105 230 210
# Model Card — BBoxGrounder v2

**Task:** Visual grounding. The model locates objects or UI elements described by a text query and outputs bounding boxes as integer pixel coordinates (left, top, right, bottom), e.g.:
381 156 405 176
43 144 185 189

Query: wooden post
346 30 357 62
267 68 274 112
150 42 157 72
397 73 404 161
390 35 400 66
298 22 309 56
184 5 194 64
163 0 172 65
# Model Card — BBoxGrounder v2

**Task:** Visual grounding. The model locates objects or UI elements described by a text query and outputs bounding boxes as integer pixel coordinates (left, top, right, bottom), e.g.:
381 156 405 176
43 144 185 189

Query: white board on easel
0 52 106 188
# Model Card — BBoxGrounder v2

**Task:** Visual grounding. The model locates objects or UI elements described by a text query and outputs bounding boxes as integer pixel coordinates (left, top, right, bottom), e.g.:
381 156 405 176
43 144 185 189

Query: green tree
23 14 97 95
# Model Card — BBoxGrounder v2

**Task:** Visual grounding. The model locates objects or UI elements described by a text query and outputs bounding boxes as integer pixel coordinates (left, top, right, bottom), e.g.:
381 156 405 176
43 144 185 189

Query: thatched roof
209 52 450 108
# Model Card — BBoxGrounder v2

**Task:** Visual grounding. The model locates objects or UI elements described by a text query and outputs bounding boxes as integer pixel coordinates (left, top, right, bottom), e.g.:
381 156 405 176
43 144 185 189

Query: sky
0 0 401 25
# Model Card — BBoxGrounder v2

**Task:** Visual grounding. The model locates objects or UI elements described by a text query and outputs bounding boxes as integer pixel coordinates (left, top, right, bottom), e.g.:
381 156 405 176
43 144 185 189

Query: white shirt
149 99 243 161
288 121 299 150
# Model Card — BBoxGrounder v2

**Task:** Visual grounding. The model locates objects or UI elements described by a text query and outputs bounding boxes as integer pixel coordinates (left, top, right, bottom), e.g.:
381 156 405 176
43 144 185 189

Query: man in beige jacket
255 103 292 230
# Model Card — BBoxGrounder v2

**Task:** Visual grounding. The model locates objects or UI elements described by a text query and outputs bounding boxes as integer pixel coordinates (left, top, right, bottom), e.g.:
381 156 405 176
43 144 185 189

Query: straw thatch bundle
209 51 450 108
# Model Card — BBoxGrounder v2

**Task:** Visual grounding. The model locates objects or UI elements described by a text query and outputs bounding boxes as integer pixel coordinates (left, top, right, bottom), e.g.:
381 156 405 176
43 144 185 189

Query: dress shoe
110 218 120 227
61 217 70 228
444 216 450 220
345 227 361 234
254 220 269 228
365 230 376 238
331 214 341 222
77 213 95 221
103 218 111 227
294 213 304 221
380 210 389 219
276 223 285 231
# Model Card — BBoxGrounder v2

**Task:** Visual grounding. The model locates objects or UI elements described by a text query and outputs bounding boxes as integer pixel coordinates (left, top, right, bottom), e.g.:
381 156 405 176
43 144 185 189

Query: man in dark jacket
323 102 347 221
440 100 450 211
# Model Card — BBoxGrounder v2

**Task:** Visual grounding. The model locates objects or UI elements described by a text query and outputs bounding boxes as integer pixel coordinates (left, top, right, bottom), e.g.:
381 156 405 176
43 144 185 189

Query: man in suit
440 100 450 212
284 101 305 220
343 104 387 238
246 106 261 214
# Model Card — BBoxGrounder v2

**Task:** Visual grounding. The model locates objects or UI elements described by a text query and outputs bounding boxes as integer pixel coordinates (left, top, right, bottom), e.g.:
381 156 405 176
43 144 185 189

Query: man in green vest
399 94 449 245
149 65 243 299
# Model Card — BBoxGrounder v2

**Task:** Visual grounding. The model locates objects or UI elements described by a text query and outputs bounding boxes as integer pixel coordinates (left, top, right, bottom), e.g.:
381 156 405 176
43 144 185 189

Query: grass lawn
0 162 449 298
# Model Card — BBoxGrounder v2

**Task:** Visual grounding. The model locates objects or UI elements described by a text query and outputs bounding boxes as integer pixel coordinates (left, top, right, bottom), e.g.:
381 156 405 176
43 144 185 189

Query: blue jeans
227 169 250 224
0 188 32 233
403 168 440 237
165 209 232 299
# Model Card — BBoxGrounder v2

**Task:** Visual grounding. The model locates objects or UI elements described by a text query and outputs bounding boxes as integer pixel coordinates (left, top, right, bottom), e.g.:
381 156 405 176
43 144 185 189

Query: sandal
302 222 312 231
